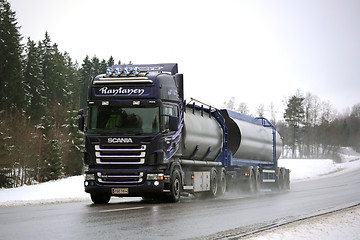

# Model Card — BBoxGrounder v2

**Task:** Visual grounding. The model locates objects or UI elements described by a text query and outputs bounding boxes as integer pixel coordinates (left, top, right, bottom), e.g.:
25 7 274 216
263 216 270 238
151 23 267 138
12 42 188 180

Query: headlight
147 173 164 181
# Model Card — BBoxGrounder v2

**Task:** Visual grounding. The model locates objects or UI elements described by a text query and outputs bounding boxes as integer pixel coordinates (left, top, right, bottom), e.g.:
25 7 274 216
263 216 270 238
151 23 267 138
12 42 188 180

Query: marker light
106 67 113 76
114 67 122 75
133 67 140 75
123 67 130 75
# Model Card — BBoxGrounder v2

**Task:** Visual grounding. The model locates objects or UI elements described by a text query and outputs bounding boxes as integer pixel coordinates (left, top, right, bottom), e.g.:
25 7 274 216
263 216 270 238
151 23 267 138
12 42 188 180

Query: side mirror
78 109 85 132
169 116 178 132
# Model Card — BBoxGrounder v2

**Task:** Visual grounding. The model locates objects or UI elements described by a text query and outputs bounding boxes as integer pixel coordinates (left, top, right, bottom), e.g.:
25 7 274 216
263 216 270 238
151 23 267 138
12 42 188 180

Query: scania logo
107 138 133 144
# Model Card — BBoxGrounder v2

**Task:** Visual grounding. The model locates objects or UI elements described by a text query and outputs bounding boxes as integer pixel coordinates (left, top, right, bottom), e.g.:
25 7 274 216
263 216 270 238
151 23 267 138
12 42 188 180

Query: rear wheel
90 193 111 204
208 169 218 197
218 169 227 196
255 167 262 192
244 168 256 193
272 167 281 191
280 168 287 190
275 167 286 191
285 169 290 190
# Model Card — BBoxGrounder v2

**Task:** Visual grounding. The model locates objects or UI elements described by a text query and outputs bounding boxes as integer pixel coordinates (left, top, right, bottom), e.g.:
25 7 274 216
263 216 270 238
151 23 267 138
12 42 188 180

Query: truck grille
95 144 146 164
97 172 144 184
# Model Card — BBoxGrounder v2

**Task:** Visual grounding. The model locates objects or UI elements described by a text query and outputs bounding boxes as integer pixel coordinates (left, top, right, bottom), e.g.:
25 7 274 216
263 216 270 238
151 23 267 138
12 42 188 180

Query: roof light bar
123 67 131 75
114 67 122 75
106 67 113 76
133 67 140 75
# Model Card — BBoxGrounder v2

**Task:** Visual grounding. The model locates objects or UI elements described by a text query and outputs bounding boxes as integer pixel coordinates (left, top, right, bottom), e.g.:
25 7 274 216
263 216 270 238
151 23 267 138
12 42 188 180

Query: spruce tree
0 0 24 111
24 38 44 121
79 55 92 109
284 93 305 157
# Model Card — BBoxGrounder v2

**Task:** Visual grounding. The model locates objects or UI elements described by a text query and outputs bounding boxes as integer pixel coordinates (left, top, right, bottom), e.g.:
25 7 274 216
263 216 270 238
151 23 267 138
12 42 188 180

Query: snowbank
243 205 360 240
0 176 89 206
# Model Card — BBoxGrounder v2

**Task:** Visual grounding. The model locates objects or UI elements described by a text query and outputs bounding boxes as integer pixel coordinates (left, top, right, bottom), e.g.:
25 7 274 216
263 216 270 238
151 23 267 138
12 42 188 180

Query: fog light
154 181 159 186
84 181 89 186
85 173 95 181
147 173 164 181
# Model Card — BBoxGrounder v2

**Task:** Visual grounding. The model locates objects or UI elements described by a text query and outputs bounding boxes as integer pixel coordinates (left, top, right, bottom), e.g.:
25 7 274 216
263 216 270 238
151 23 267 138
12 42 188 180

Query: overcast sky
9 0 360 117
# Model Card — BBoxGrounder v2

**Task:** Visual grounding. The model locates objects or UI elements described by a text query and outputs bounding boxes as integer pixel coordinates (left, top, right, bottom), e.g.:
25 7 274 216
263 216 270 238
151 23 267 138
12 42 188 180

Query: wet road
1 168 359 239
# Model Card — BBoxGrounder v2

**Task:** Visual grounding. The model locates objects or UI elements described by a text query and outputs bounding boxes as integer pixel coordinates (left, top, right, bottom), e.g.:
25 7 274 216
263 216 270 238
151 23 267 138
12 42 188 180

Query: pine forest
1 0 359 188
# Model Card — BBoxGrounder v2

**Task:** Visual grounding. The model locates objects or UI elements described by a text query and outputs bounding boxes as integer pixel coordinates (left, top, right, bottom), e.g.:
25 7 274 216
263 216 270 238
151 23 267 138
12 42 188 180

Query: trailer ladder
256 117 278 170
186 99 229 168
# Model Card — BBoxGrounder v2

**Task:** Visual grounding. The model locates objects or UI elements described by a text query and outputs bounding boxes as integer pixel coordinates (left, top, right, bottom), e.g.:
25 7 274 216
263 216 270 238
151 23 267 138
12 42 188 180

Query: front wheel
90 193 111 204
167 169 182 202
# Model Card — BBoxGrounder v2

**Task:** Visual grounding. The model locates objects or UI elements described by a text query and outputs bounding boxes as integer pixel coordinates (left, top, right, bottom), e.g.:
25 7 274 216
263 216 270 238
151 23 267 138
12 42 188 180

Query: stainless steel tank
182 107 223 161
220 110 283 162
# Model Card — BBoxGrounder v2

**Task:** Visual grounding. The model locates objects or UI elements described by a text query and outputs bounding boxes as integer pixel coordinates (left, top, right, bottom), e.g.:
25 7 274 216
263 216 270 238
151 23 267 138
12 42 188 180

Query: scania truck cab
79 64 186 203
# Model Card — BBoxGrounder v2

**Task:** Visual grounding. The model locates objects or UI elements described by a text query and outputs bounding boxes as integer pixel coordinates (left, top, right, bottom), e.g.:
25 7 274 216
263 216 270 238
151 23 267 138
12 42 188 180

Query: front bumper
84 179 168 197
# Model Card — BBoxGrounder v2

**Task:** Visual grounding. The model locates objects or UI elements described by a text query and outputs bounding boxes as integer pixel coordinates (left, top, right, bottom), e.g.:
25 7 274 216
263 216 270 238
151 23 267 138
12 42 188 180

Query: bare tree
223 97 237 111
237 102 249 115
256 104 265 117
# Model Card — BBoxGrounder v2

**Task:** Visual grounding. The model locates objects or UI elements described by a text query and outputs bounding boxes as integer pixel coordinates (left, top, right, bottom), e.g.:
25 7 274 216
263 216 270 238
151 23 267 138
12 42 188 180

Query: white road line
99 206 144 213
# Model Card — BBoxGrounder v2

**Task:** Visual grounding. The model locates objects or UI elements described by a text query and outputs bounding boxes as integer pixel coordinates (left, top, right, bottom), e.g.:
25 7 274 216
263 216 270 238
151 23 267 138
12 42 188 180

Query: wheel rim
211 174 218 196
221 174 226 194
173 177 180 198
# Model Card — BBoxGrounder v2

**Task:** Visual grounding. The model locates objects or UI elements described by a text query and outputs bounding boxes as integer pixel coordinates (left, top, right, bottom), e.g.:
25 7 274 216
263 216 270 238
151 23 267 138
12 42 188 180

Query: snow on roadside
1 154 360 207
278 159 342 181
242 205 360 240
0 176 89 206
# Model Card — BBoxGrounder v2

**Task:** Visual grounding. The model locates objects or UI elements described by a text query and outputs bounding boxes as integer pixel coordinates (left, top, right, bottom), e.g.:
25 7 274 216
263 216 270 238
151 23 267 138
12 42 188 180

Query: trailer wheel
255 167 262 192
244 168 256 193
90 193 111 204
218 169 227 196
277 168 286 190
167 169 182 202
285 169 290 190
272 167 281 191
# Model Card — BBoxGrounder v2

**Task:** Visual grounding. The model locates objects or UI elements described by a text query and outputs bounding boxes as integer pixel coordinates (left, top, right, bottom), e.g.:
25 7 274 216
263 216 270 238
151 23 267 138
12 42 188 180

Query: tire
285 169 290 190
90 193 111 204
218 169 227 196
244 168 256 193
255 167 262 192
168 169 182 202
277 168 286 190
208 169 218 198
272 167 281 191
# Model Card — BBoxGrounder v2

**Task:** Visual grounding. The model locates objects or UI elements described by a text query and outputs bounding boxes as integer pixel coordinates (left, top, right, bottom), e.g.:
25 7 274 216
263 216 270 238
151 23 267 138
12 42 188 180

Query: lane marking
99 206 144 213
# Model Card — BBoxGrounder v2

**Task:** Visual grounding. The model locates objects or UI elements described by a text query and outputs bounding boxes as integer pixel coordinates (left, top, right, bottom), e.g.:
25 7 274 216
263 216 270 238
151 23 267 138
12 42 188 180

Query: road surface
0 168 359 239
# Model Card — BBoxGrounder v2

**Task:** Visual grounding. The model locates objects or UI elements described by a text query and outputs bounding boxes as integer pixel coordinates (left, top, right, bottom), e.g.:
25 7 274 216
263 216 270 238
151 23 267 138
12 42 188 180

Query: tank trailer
78 63 290 203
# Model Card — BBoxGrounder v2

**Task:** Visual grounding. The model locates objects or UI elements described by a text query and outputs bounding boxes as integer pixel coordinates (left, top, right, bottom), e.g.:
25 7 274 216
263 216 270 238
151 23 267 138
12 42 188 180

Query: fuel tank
220 110 283 162
182 107 223 161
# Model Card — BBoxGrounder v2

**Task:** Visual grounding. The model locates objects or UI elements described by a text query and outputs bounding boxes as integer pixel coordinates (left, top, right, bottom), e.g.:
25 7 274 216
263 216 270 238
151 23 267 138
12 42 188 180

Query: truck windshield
88 106 160 135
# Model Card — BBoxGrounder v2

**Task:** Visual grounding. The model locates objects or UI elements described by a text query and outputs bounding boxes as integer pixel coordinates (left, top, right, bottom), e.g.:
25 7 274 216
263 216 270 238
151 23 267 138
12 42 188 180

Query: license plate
112 188 128 194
